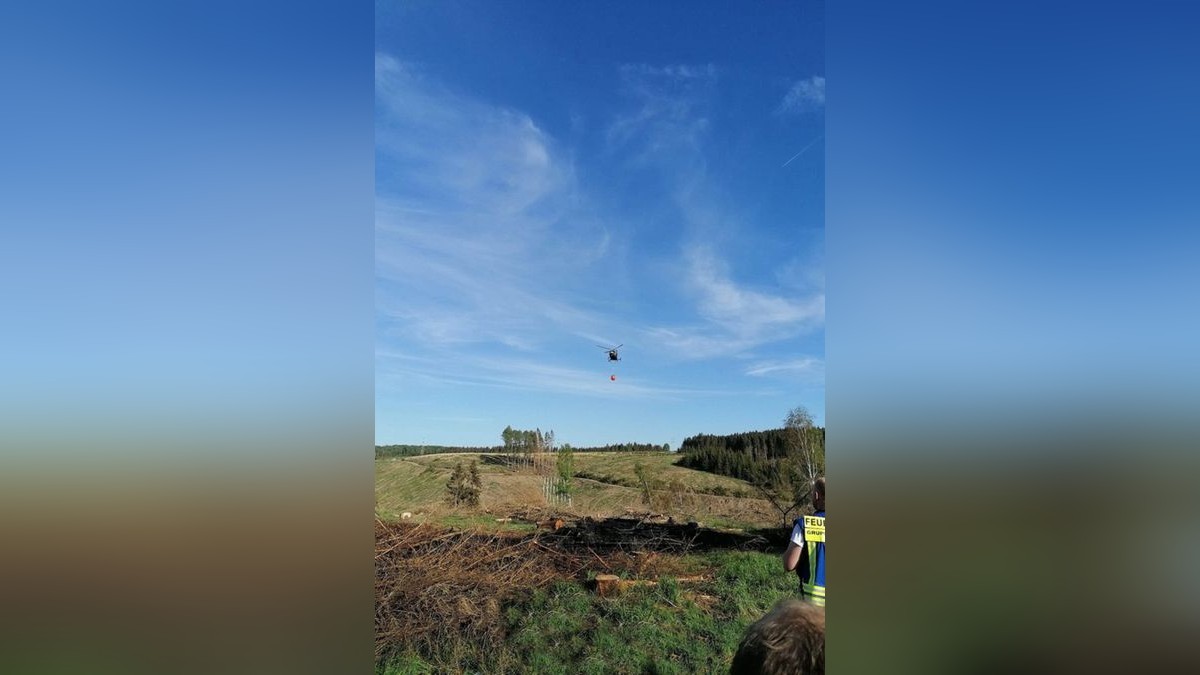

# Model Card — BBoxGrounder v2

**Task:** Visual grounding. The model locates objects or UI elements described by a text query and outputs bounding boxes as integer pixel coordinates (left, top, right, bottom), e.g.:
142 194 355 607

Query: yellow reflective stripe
802 587 825 606
800 514 825 606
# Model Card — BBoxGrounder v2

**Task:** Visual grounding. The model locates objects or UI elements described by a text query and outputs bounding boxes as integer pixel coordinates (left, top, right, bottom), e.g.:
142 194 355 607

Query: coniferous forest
675 427 826 483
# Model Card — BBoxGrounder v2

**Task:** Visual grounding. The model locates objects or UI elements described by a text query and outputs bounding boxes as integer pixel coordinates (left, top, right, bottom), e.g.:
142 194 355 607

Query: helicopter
596 344 623 362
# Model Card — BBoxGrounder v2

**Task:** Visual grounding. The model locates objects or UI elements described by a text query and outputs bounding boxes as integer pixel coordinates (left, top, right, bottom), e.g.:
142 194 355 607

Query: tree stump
593 574 622 597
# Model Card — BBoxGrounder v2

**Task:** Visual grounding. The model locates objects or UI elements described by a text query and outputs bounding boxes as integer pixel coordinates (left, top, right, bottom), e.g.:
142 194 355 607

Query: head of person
812 476 825 512
730 598 825 675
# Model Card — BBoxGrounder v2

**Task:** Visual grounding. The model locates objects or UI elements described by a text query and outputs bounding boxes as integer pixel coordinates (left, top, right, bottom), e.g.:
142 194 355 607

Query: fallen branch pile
374 520 589 660
375 517 787 662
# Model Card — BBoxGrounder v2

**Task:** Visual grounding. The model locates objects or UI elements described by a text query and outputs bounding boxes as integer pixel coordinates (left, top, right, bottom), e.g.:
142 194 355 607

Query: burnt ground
544 516 789 554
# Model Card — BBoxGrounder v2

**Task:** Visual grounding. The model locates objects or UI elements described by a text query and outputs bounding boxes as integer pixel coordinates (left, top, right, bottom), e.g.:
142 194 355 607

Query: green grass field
571 453 755 498
377 550 800 675
375 452 775 529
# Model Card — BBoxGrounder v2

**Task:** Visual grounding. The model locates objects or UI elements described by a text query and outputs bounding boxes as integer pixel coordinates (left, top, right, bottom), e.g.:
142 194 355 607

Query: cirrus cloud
777 75 825 114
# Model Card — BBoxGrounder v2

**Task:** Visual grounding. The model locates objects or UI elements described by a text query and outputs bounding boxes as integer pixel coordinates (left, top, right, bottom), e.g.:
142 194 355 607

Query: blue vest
798 510 825 606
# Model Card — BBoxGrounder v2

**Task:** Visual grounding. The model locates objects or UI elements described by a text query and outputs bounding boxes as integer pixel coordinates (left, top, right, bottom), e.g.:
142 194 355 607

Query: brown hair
730 599 825 675
812 476 825 511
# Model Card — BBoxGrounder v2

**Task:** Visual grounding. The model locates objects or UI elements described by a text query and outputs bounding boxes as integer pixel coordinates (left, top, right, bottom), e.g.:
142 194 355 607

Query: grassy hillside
375 452 776 529
572 452 755 498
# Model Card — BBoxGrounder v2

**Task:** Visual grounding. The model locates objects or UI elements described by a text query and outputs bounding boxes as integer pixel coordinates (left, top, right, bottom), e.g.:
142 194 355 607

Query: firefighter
782 477 825 606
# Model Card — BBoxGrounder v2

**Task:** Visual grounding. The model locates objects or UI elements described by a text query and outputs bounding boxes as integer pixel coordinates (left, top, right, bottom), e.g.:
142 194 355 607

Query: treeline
375 440 670 459
676 427 825 484
572 442 669 453
375 444 497 459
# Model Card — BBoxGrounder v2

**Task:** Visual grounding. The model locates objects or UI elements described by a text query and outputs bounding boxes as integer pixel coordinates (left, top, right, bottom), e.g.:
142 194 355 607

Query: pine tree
465 460 482 507
502 426 516 467
446 461 466 507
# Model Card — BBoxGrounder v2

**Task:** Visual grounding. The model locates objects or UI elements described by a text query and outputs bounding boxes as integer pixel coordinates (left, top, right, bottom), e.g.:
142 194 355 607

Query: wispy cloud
375 53 615 353
606 63 718 162
377 52 821 403
745 357 825 380
640 327 761 359
597 63 825 362
375 54 570 218
777 75 825 114
645 247 824 359
377 349 746 401
687 247 824 332
375 53 729 400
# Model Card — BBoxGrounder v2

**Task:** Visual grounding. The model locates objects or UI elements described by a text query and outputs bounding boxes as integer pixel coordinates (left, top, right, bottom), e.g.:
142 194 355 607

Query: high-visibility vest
799 513 825 606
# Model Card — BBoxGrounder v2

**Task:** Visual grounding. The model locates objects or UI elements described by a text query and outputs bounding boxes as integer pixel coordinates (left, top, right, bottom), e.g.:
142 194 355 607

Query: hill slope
375 452 776 529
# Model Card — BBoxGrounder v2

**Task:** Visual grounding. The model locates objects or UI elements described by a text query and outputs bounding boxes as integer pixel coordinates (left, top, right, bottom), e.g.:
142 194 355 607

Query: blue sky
376 1 824 450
